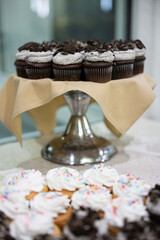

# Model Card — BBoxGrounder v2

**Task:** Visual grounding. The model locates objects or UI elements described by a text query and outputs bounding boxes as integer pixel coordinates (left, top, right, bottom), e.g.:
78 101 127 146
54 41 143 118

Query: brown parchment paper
0 73 156 145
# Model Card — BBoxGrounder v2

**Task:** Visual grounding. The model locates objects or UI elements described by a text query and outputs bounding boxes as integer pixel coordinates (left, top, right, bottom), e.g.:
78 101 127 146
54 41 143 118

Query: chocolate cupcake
53 45 83 81
133 39 146 75
111 40 135 80
83 43 114 83
146 184 160 222
25 42 53 79
117 219 160 240
63 207 109 240
0 211 14 240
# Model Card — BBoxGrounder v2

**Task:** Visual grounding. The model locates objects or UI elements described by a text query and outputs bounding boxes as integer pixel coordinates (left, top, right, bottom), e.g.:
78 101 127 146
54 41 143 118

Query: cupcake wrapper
26 67 53 80
53 69 81 81
84 66 112 83
133 60 145 75
112 63 133 80
16 66 27 78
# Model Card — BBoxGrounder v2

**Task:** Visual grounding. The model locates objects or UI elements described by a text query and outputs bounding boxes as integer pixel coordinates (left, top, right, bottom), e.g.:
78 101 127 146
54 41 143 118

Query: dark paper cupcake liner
133 59 145 75
16 66 27 78
84 66 112 83
26 67 53 80
53 69 81 81
112 62 133 80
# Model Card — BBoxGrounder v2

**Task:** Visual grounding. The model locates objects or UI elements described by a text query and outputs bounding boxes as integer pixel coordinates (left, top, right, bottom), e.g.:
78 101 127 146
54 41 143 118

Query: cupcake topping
0 186 29 219
46 167 84 191
6 169 46 194
105 197 148 228
113 174 151 199
10 211 53 240
83 164 118 187
30 191 70 218
18 42 44 52
71 185 112 211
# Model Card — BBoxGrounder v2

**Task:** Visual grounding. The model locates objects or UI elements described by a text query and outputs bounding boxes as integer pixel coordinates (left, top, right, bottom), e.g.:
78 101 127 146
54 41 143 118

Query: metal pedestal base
42 91 117 165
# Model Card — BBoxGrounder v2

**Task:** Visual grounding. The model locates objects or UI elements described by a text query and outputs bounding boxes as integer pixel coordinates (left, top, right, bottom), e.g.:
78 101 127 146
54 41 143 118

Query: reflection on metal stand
42 90 117 165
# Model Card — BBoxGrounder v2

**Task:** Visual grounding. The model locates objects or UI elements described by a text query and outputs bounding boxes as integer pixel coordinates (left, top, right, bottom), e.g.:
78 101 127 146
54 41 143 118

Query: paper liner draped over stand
0 73 156 164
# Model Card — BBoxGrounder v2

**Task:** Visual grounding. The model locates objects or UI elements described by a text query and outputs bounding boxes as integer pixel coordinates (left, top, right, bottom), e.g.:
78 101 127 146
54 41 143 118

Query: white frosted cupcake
30 191 71 228
6 169 48 200
10 210 61 240
0 186 29 220
113 174 151 201
46 167 84 198
133 39 146 75
105 197 148 236
71 185 112 217
83 164 118 192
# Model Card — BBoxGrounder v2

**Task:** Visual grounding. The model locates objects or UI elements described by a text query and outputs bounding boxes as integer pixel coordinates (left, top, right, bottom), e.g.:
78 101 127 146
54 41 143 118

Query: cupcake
83 43 114 83
71 185 112 218
46 167 84 199
146 184 160 222
116 219 160 240
14 47 29 78
133 39 146 75
6 169 48 200
63 207 109 240
0 186 29 220
83 164 118 193
30 191 71 229
25 42 53 79
53 45 83 81
10 211 60 240
112 174 151 201
104 197 148 236
111 40 135 80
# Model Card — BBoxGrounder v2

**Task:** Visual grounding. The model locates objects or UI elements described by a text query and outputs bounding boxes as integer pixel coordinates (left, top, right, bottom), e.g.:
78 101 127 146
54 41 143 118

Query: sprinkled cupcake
6 169 48 200
30 191 71 229
71 185 112 216
104 197 148 236
53 45 83 81
83 164 118 193
113 174 151 201
63 207 109 240
46 167 84 199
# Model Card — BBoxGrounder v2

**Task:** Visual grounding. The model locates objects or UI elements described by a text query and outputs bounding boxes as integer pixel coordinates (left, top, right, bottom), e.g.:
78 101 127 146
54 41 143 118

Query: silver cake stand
42 90 117 165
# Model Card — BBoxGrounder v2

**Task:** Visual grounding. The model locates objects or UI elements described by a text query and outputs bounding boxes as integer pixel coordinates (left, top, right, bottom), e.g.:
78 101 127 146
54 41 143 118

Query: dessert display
14 39 146 82
0 164 159 240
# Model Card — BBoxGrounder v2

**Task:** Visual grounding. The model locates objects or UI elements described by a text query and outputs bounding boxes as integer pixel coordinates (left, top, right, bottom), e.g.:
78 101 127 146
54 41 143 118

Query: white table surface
0 117 160 186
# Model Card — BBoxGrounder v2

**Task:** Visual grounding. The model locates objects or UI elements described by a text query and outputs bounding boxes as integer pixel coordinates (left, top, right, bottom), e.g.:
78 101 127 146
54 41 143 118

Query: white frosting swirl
10 211 53 240
71 185 112 211
53 52 83 65
105 197 148 228
83 164 118 187
134 47 146 57
30 191 70 217
27 51 53 63
46 167 84 191
113 50 135 61
16 50 29 60
85 51 114 62
113 174 151 199
0 186 29 219
6 169 46 194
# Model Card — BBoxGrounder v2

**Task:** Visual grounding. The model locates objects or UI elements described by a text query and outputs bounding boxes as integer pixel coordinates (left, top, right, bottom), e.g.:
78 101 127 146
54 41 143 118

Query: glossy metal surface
42 91 117 165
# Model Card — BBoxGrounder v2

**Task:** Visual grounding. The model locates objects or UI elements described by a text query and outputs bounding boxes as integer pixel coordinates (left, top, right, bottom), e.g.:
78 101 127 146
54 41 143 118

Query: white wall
131 0 160 122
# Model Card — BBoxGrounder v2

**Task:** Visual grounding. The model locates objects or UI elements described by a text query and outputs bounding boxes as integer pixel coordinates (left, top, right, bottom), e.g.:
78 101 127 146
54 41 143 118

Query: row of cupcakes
0 164 159 240
14 39 146 82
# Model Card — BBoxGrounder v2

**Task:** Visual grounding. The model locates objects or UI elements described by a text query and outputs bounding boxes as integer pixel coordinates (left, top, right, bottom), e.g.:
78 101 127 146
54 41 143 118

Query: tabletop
0 117 160 186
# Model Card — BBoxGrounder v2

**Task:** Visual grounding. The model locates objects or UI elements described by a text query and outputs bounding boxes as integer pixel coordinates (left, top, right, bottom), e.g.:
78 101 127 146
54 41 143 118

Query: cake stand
42 90 117 165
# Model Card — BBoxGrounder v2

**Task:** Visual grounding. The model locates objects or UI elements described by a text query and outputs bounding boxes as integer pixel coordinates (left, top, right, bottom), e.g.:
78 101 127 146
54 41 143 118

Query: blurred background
0 0 159 144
